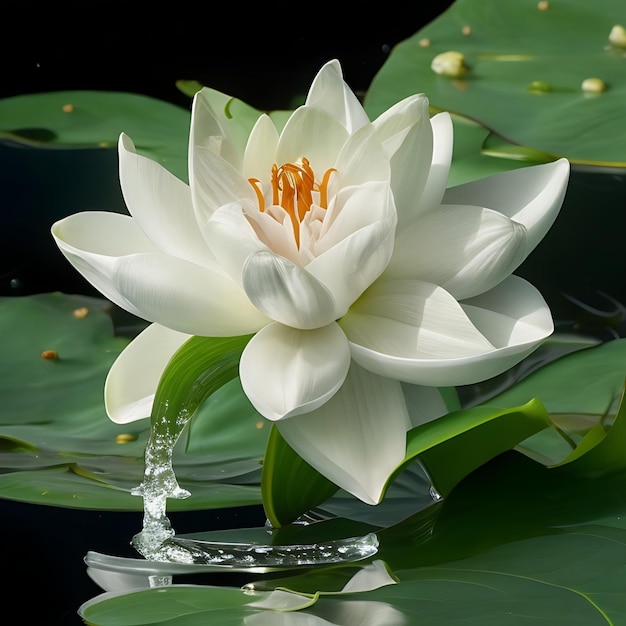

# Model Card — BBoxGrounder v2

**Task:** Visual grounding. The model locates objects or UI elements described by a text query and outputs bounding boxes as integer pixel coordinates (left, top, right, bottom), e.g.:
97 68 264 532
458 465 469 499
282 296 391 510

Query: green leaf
556 384 626 475
261 426 339 527
0 91 191 179
78 453 626 625
136 334 254 503
365 0 626 168
402 399 552 497
0 293 266 510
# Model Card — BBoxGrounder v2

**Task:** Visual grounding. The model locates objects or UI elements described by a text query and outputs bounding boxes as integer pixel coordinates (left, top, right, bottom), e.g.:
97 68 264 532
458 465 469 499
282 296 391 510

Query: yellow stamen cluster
249 157 335 248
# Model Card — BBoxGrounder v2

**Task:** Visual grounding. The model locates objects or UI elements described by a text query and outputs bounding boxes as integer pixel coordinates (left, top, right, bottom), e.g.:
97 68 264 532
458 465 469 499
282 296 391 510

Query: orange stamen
249 157 336 248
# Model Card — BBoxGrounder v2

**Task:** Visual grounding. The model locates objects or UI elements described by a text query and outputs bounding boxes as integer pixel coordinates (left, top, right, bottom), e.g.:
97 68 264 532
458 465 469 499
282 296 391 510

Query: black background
1 2 455 624
2 1 454 109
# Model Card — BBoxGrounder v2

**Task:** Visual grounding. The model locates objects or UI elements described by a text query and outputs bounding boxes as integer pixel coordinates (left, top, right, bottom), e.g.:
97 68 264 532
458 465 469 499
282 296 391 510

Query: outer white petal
277 363 411 505
341 278 495 361
118 134 214 266
401 384 449 428
442 158 570 261
372 94 433 229
52 211 269 335
239 322 350 421
304 59 370 133
110 253 269 336
242 252 339 328
275 106 349 174
104 324 190 424
420 112 454 210
385 204 527 300
344 275 553 386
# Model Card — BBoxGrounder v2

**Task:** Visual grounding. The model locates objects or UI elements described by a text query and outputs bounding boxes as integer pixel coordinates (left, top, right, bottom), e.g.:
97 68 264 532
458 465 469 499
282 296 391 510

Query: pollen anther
249 157 335 248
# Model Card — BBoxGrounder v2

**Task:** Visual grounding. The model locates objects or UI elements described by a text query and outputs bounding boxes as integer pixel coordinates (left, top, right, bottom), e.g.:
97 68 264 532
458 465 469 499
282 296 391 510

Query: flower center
248 157 335 248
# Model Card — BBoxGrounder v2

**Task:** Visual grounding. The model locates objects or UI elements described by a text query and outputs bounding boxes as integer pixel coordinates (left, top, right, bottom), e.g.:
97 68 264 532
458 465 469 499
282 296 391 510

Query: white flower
51 60 569 505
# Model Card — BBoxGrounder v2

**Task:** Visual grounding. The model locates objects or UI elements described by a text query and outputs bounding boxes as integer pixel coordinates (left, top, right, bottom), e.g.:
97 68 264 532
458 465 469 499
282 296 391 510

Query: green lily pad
365 0 626 168
0 91 191 180
79 452 626 625
0 293 268 510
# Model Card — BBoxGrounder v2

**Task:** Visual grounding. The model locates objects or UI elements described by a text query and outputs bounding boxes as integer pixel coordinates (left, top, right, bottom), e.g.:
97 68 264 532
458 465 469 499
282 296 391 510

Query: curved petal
442 158 570 261
372 94 433 229
52 211 269 335
419 112 453 210
275 105 349 174
401 383 449 428
277 363 411 504
243 114 279 181
334 123 390 187
304 59 370 133
239 322 350 421
385 204 527 300
342 278 495 360
118 134 214 266
344 276 553 386
109 253 269 335
189 138 255 223
104 323 190 424
203 199 269 286
189 89 244 168
307 185 397 316
242 252 339 328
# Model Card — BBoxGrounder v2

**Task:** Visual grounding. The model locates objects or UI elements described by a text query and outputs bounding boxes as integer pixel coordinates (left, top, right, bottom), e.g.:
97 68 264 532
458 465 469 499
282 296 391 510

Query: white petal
276 106 349 174
277 363 411 505
189 141 255 223
203 200 269 286
239 322 350 421
52 211 158 315
341 560 398 592
243 114 279 180
104 324 190 424
52 212 269 335
118 134 213 267
189 89 245 168
307 186 397 316
372 94 433 229
443 158 570 260
110 253 269 335
420 112 454 210
305 59 370 133
342 279 494 361
344 276 553 386
385 204 527 300
334 123 391 187
242 252 339 328
401 384 449 428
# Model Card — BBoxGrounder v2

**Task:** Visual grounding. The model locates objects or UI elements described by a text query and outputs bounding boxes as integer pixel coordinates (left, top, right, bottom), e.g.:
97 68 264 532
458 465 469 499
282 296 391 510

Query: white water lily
51 60 569 505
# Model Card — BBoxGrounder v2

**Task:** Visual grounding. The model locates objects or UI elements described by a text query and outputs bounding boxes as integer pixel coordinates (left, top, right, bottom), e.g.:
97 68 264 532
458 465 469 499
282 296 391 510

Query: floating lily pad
0 91 191 180
0 293 268 510
365 0 626 167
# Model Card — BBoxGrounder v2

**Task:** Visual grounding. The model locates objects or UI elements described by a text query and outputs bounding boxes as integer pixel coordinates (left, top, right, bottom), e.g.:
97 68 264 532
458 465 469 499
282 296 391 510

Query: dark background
2 1 454 109
1 2 456 624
